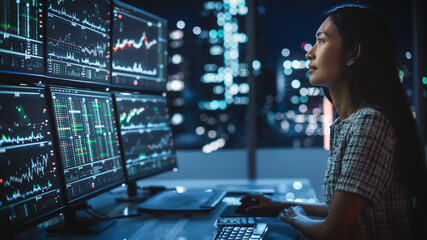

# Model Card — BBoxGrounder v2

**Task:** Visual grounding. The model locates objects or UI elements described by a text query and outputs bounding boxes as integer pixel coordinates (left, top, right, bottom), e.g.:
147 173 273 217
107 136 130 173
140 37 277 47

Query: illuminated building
167 0 258 151
260 44 328 148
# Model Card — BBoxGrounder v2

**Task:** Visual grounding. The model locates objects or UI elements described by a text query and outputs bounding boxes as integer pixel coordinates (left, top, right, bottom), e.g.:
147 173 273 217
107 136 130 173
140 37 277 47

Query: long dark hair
323 4 426 234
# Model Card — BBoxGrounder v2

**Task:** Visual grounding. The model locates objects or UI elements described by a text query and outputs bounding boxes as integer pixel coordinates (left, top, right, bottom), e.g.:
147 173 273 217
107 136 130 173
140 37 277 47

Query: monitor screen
115 93 176 181
112 1 168 91
46 0 111 84
0 85 64 235
0 0 44 74
50 87 125 203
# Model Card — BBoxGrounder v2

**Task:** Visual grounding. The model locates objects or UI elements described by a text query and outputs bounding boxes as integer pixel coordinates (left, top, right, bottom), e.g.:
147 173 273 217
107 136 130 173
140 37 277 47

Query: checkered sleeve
335 111 396 206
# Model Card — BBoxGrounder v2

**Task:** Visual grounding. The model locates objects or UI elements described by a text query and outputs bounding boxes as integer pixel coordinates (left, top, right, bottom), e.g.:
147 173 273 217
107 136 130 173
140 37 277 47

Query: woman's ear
347 57 357 66
347 44 361 66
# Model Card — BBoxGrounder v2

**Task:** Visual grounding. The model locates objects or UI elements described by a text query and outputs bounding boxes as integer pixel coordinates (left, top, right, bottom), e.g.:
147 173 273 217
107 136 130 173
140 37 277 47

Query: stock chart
46 0 110 83
118 95 169 130
115 93 176 180
0 86 63 232
112 2 167 91
50 87 124 202
0 0 44 74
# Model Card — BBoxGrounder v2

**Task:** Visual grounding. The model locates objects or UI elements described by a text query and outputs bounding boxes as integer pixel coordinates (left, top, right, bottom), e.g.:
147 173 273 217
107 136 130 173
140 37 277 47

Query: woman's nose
305 51 313 60
305 45 315 60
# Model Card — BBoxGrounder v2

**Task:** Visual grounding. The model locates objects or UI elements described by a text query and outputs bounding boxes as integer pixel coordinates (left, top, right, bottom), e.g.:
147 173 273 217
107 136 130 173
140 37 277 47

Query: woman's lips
308 64 317 74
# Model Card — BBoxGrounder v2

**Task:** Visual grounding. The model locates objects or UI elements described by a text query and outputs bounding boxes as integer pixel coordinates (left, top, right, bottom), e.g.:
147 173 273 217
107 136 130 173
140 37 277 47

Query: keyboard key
216 217 257 227
253 224 267 235
214 223 268 240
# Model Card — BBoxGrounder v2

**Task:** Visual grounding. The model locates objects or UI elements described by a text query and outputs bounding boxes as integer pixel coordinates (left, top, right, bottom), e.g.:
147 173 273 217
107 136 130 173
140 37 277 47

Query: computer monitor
47 86 125 232
0 0 44 75
49 86 125 203
114 92 177 200
112 1 168 91
46 0 111 84
0 85 64 237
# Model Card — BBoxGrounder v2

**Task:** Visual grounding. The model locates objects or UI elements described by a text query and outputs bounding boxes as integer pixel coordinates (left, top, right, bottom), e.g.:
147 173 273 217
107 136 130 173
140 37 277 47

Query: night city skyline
116 0 425 151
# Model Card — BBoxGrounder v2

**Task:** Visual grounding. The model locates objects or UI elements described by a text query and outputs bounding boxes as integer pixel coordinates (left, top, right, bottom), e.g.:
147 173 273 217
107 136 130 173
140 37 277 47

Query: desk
15 178 317 240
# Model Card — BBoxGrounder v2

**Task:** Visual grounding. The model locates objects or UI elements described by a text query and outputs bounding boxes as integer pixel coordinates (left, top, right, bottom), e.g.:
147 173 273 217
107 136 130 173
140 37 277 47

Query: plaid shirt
324 107 413 239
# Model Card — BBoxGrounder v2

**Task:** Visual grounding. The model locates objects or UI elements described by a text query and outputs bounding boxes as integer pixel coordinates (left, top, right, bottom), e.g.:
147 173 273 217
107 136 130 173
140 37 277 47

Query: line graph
120 107 145 124
112 62 157 76
122 126 176 177
121 128 173 161
0 91 51 148
80 58 107 68
47 52 80 63
112 3 167 89
113 32 157 52
0 86 64 230
3 153 49 187
48 8 81 23
47 10 111 82
5 181 52 202
147 134 171 150
0 132 45 146
0 145 59 204
47 33 109 66
82 42 108 57
48 0 110 33
47 33 80 48
116 95 169 130
123 136 172 164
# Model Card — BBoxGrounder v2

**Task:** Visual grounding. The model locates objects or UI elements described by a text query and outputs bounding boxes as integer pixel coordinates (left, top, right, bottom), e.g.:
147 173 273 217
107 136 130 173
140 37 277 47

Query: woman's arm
241 194 329 217
298 202 328 217
270 201 328 217
281 190 366 240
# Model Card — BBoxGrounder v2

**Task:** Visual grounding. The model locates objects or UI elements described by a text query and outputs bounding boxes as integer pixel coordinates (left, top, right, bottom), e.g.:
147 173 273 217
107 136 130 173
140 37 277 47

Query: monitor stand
115 182 166 202
46 202 116 233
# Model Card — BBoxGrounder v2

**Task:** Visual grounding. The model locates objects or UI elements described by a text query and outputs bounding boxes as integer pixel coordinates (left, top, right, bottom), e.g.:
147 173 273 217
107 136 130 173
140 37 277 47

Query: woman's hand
238 194 291 217
280 205 311 228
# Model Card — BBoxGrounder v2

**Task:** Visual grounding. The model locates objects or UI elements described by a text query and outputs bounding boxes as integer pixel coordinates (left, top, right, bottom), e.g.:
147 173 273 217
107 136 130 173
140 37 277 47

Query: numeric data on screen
0 0 44 74
51 87 124 202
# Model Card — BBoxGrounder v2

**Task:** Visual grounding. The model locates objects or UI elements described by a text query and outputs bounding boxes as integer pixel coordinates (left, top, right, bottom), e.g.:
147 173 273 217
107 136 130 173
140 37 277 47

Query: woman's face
305 17 347 86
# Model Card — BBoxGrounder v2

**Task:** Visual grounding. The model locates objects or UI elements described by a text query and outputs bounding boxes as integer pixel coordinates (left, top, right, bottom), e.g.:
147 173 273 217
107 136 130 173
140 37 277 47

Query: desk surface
15 178 317 240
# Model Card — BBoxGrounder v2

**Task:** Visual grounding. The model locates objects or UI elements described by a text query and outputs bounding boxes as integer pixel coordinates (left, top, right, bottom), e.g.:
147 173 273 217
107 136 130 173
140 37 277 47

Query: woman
241 4 427 239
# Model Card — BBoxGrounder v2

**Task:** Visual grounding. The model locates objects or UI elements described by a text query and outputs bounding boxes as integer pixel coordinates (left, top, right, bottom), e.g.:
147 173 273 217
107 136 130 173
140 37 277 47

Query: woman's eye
317 39 324 44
